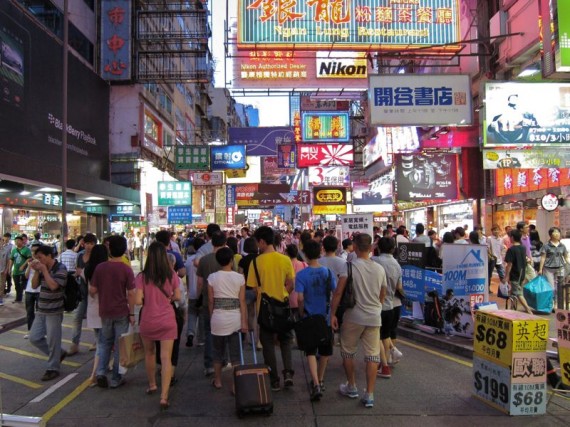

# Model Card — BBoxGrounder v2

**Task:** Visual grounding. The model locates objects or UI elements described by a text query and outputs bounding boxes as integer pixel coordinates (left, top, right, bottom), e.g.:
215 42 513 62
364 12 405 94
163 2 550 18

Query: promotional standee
556 309 570 388
473 310 549 415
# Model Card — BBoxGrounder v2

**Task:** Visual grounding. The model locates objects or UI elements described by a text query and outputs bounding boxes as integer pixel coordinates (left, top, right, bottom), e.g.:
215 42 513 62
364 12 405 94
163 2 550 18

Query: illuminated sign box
210 145 247 170
238 0 461 53
297 143 354 167
301 112 350 142
484 82 570 147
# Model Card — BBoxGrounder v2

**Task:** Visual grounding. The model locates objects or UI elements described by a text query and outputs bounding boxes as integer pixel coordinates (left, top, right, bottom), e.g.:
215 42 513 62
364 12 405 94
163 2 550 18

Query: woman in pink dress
135 242 180 410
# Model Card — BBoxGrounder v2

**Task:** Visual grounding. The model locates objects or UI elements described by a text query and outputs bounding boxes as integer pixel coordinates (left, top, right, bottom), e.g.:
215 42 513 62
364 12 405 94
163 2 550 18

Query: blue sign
210 145 247 170
424 269 443 295
168 206 192 225
402 265 425 303
228 127 293 157
226 184 236 207
100 0 132 81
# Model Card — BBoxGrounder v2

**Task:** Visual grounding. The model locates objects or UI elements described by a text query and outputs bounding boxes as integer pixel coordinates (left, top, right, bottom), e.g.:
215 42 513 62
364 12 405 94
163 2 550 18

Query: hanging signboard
369 74 472 126
352 174 393 213
396 242 426 268
210 145 247 170
100 0 132 81
301 111 350 142
228 127 293 157
484 82 570 147
301 97 351 111
340 213 373 239
495 168 570 197
312 186 347 215
483 149 570 170
157 181 192 206
297 143 354 167
308 166 350 187
277 143 296 168
191 172 224 186
238 0 462 53
167 205 192 225
175 146 210 170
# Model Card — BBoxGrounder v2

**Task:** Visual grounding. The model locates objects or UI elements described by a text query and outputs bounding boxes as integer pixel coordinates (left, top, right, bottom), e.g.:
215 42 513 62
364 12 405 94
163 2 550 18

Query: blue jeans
187 299 200 338
29 312 64 372
97 316 129 380
71 279 88 345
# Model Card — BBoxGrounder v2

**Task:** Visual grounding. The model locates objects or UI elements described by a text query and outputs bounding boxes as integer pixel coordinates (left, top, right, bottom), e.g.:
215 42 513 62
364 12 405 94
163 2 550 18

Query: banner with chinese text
100 0 132 80
495 168 570 197
312 186 347 215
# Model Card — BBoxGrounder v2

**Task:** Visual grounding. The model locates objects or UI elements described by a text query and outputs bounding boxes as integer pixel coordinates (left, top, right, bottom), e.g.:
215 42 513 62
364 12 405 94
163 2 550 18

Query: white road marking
30 373 78 403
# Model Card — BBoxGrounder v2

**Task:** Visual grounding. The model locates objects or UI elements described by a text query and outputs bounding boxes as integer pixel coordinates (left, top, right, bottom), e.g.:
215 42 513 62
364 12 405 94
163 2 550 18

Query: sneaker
283 371 294 387
110 377 126 389
377 365 392 379
41 370 60 381
96 375 109 388
339 383 358 398
271 380 281 391
203 367 215 377
361 392 374 408
186 335 194 347
391 347 403 363
310 383 323 401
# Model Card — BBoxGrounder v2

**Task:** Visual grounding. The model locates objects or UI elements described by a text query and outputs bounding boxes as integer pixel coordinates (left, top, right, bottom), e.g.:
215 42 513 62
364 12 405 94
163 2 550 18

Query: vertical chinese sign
100 0 132 81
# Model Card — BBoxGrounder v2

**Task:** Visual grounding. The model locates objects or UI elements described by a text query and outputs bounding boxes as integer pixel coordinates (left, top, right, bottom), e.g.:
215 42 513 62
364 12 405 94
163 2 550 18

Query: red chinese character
417 7 433 24
375 7 393 23
436 7 453 24
107 6 125 27
247 0 304 25
398 7 412 24
355 5 371 23
104 60 127 76
107 34 125 55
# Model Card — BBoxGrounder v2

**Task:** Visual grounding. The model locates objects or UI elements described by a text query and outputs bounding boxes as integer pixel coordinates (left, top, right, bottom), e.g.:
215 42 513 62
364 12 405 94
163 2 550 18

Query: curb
397 325 474 359
0 317 27 334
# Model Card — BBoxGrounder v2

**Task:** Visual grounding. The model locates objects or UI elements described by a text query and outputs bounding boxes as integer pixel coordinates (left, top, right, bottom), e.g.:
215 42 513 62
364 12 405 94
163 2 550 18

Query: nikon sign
316 53 367 79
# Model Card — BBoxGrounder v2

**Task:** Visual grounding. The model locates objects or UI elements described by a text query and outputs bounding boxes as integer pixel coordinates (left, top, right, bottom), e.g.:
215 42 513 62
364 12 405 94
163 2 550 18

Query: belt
213 298 240 310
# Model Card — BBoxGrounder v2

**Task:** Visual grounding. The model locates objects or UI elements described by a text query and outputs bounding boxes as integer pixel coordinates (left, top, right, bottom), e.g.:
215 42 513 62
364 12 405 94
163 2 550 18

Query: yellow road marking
42 377 92 424
9 329 93 349
0 345 81 367
398 339 473 368
0 372 42 389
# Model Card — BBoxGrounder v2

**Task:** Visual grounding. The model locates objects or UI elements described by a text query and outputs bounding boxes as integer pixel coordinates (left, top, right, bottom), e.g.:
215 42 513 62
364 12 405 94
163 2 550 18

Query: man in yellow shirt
247 226 295 391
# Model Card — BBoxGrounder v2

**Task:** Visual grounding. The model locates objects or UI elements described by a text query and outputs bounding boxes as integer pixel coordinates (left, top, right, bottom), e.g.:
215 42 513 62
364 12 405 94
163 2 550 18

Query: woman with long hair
135 242 180 410
84 244 109 385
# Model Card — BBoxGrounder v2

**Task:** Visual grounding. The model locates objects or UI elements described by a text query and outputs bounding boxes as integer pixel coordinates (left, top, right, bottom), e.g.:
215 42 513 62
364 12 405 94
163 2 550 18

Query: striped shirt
37 261 68 315
60 249 78 273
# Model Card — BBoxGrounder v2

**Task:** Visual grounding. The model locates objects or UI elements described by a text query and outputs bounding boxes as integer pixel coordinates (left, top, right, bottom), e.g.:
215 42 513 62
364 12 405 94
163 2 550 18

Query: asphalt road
0 312 569 426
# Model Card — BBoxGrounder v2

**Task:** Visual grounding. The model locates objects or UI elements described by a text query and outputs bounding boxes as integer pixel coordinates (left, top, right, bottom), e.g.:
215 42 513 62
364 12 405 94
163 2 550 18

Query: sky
211 0 290 127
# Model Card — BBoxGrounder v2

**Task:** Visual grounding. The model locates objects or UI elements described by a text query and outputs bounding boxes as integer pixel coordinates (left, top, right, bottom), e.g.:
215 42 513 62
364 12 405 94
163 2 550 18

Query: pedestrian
185 237 205 348
538 227 569 310
89 235 136 389
285 243 307 320
516 221 532 259
9 235 32 303
504 229 533 314
247 226 295 391
23 244 42 338
319 236 348 335
193 223 222 267
330 233 387 408
135 241 180 410
295 239 337 401
238 237 261 349
488 225 507 292
340 238 353 261
84 244 109 385
0 232 13 305
207 247 248 391
412 223 431 247
28 245 68 381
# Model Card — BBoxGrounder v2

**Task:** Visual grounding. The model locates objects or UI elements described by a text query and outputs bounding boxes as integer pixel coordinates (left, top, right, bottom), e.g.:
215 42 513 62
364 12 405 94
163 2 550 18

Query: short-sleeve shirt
344 258 387 327
168 249 184 272
318 255 348 278
372 254 402 311
540 241 568 269
91 261 135 318
247 251 294 302
295 266 337 324
37 261 68 315
196 252 222 298
10 246 32 276
505 245 527 283
208 270 245 336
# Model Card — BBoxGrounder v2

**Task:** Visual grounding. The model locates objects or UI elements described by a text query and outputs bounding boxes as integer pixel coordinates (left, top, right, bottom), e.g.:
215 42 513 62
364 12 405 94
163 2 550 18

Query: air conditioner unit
490 10 507 44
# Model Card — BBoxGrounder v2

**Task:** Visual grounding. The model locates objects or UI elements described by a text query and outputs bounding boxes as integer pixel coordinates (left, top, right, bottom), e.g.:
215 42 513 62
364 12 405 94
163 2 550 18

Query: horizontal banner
482 149 570 169
297 143 354 167
191 172 223 186
495 168 570 197
308 166 350 187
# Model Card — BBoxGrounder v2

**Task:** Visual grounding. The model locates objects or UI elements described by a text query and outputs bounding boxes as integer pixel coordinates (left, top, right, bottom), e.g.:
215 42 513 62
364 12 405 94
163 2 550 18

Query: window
144 112 162 147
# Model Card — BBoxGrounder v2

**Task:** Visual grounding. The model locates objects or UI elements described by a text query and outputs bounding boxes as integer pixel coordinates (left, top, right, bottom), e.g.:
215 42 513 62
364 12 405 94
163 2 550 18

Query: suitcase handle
238 330 257 365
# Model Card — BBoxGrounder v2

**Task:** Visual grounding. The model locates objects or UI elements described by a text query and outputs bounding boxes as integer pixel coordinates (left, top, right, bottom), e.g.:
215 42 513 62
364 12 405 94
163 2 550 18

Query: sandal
159 398 169 411
146 386 158 395
211 379 222 389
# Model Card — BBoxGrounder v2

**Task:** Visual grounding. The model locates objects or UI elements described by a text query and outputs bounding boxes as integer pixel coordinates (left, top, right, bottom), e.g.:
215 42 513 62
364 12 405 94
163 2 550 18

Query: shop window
144 112 163 147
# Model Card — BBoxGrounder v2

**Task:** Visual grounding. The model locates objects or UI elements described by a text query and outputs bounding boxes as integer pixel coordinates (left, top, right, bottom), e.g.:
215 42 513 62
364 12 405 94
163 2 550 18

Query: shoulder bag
253 257 294 333
340 262 356 309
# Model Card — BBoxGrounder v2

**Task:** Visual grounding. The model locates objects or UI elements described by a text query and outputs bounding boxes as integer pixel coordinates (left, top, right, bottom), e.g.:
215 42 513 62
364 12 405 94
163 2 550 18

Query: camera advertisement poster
395 153 458 201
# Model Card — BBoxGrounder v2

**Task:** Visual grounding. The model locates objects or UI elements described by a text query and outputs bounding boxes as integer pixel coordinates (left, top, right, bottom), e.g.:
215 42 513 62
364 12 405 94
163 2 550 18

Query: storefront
436 201 474 234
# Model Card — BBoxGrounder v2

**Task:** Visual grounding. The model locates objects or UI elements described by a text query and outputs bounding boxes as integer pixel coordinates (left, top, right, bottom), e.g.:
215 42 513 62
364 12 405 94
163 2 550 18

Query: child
207 247 248 390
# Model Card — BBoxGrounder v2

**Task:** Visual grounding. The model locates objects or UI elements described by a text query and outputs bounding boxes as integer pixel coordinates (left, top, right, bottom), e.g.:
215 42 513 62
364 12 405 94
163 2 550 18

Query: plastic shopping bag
119 327 145 368
523 275 554 314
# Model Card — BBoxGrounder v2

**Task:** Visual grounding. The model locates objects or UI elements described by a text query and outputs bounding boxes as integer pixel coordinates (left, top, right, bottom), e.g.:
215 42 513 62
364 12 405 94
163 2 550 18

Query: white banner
191 172 224 186
308 166 350 187
340 214 374 240
369 74 472 126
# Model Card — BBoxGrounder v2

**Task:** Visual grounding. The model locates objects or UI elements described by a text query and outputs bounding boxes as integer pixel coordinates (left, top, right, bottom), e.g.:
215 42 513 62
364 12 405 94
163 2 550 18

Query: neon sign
301 111 350 142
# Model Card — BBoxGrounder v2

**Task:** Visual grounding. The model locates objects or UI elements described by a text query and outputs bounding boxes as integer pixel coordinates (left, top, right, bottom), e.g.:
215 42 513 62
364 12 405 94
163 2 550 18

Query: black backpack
63 272 81 312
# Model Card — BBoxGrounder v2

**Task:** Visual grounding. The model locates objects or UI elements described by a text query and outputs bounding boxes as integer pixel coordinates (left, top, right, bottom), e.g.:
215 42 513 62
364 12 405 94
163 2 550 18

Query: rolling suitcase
234 331 273 417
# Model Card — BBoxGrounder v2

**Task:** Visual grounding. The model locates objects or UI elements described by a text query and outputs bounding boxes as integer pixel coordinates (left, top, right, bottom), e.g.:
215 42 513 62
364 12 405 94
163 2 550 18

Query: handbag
524 263 537 283
253 258 294 333
497 282 510 299
294 270 333 351
340 262 356 309
119 327 144 368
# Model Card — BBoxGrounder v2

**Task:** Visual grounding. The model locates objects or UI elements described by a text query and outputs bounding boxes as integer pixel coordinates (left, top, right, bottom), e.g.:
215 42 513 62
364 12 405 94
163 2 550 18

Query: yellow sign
559 346 570 387
474 310 549 367
226 169 247 179
237 200 261 207
313 205 347 215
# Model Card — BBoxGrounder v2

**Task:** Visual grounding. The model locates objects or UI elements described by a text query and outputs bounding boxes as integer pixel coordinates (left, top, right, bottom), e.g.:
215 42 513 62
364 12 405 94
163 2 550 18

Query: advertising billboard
277 143 295 168
308 166 350 187
0 4 111 183
232 48 368 89
363 127 420 168
168 205 192 225
238 0 461 53
228 126 293 156
297 143 354 167
300 97 350 111
301 111 350 142
484 82 570 147
482 149 570 170
157 181 192 206
395 152 458 201
191 172 224 186
100 0 132 81
556 0 570 72
495 168 570 197
369 74 472 126
312 186 347 215
352 173 394 213
225 156 262 184
210 145 247 170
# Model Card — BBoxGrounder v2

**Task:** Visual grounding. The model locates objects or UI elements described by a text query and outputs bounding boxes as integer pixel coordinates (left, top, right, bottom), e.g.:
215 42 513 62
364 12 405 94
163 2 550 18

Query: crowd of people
0 220 567 409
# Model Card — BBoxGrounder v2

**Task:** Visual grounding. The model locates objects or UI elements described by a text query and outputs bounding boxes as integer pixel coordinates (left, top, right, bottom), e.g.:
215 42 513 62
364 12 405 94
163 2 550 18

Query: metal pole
61 0 69 242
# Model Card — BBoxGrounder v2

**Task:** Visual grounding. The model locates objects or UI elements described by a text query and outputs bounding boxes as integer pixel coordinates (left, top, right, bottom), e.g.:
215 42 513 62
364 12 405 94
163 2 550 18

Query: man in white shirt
488 225 506 283
412 223 431 247
395 226 409 244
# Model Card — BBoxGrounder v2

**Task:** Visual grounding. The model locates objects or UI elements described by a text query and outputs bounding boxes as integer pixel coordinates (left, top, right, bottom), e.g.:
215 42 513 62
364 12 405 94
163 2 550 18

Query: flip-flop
211 379 222 390
146 387 158 395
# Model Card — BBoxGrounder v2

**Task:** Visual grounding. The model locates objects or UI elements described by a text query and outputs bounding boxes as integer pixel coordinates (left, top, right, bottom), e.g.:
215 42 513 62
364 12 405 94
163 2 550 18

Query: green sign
157 181 192 206
557 0 570 71
86 206 104 214
110 215 143 222
175 146 210 170
43 193 62 206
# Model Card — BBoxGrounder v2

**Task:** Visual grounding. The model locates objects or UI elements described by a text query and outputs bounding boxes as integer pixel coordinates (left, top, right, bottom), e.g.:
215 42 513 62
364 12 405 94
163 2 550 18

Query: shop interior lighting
517 63 540 78
20 191 31 196
37 187 59 192
84 196 105 201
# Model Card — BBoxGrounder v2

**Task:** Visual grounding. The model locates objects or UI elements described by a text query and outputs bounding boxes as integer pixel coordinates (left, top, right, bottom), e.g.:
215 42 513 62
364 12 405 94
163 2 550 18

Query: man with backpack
28 245 68 381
